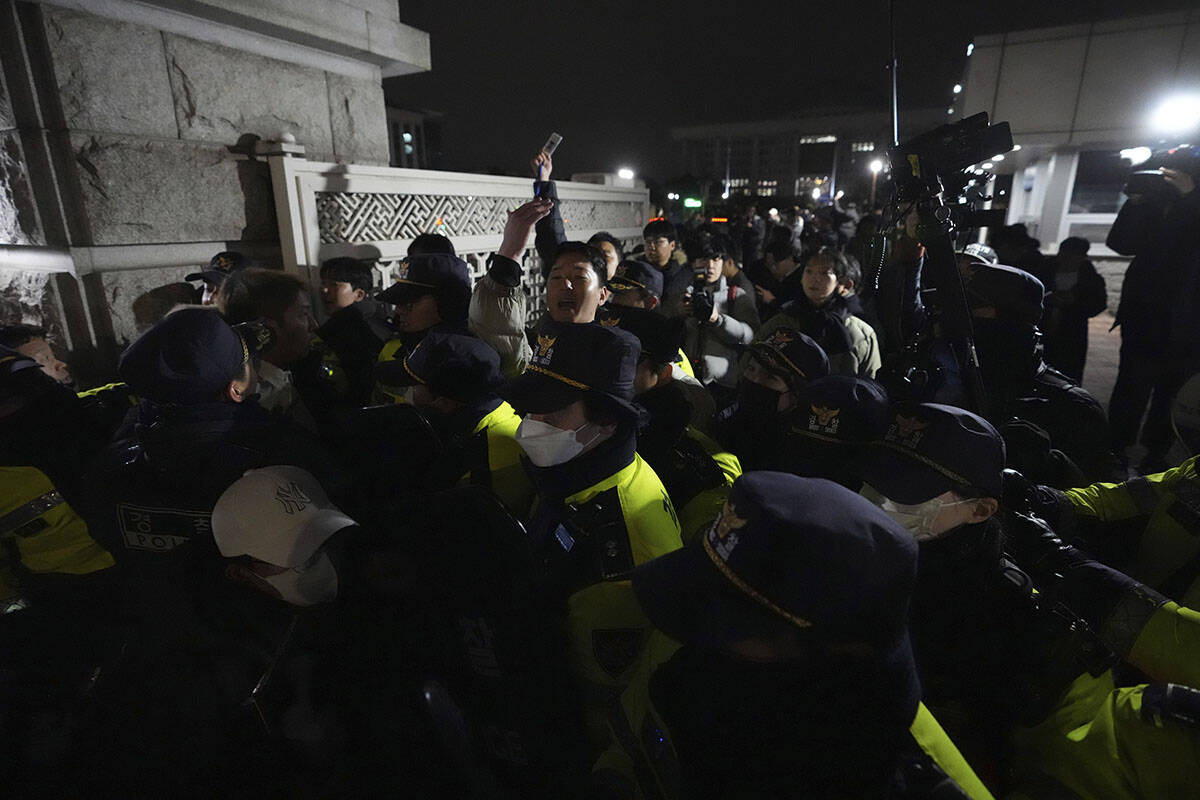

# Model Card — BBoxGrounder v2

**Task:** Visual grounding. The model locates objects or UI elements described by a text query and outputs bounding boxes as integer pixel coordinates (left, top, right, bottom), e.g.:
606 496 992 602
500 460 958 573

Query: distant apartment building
670 108 945 202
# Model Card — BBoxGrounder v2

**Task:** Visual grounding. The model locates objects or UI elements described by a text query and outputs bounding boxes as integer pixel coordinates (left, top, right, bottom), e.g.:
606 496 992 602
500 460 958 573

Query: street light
617 167 635 180
1150 94 1200 134
869 159 884 206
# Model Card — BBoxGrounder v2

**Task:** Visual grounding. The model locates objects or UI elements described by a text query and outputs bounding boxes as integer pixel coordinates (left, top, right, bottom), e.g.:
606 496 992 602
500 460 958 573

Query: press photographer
1106 146 1200 473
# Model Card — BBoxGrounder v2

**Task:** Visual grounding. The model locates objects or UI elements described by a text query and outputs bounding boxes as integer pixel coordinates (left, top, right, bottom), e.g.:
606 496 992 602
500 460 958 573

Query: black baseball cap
374 330 502 403
608 259 663 300
960 262 1045 327
119 308 248 404
601 305 682 366
749 328 830 385
633 472 919 654
377 253 472 307
185 251 251 284
501 321 641 421
861 403 1006 504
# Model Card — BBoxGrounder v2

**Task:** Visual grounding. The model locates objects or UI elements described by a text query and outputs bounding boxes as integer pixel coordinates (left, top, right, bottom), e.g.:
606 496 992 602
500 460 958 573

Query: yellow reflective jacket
592 630 995 800
373 338 408 403
1065 455 1200 606
0 466 115 602
539 455 682 741
462 401 534 519
676 428 742 544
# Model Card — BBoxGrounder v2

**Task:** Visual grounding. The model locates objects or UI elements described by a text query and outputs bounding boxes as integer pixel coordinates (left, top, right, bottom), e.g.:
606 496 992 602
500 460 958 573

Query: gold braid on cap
870 439 973 488
402 357 426 384
702 534 813 630
524 364 590 390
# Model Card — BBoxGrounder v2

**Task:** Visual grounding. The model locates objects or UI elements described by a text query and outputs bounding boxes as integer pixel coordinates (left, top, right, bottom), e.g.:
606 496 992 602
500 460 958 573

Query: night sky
385 1 1195 182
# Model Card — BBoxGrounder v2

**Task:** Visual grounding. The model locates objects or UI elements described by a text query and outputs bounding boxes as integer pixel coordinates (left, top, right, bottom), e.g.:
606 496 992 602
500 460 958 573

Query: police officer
610 306 741 542
858 403 1200 798
605 260 700 383
375 330 534 517
87 309 339 581
608 259 665 312
592 472 991 798
314 256 392 406
958 260 1120 484
501 321 682 739
0 347 116 605
1014 454 1200 610
185 249 250 306
376 252 473 399
714 326 830 470
778 374 891 489
0 347 120 793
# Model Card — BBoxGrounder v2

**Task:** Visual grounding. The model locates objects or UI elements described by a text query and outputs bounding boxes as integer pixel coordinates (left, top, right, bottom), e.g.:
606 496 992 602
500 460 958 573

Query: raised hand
498 198 554 260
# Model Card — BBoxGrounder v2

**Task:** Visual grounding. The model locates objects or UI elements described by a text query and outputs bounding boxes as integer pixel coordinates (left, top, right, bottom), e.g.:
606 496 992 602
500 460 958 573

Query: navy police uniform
375 330 534 517
593 472 992 799
503 322 682 738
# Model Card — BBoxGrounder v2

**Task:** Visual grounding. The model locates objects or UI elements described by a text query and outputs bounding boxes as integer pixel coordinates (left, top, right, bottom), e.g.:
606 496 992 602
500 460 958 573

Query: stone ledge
69 132 277 245
163 33 335 152
35 0 430 75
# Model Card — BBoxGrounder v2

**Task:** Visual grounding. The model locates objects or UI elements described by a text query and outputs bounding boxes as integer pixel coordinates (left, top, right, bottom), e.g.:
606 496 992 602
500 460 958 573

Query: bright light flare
1149 95 1200 134
1120 147 1153 166
617 167 635 180
869 159 884 174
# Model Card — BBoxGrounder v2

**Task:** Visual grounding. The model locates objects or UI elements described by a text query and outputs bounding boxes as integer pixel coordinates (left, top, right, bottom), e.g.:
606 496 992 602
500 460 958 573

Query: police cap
119 308 248 404
600 305 682 367
377 253 472 308
502 321 641 421
374 330 502 403
749 327 830 386
861 403 1006 504
185 250 251 285
608 259 663 300
790 375 891 445
633 472 919 653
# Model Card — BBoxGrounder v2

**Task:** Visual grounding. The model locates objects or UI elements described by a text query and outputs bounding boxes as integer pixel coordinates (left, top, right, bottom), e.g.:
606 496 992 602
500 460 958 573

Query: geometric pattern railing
267 151 649 319
316 191 647 244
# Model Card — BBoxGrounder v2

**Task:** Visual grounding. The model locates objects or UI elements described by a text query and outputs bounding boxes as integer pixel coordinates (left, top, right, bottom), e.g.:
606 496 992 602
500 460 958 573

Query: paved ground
1080 311 1120 409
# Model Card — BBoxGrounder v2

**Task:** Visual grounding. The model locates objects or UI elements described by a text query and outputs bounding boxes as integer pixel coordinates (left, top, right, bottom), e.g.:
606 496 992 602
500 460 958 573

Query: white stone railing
265 146 649 315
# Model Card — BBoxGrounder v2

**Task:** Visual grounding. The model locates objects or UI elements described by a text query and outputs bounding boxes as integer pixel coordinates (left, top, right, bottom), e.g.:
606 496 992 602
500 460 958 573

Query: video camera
869 112 1015 415
889 112 1013 232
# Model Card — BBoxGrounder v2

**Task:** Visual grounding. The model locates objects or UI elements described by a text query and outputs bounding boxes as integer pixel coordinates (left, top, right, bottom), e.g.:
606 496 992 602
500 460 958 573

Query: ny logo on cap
532 334 557 367
887 414 930 448
275 482 312 515
809 404 841 433
214 254 236 273
708 500 749 561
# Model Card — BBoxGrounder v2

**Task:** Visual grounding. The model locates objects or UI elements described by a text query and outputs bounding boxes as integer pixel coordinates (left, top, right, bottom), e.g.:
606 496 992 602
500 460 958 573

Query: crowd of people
2 148 1199 799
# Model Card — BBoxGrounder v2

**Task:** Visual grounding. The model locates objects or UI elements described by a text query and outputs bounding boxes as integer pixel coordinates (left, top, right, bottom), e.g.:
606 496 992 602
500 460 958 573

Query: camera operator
682 234 759 405
1106 149 1200 473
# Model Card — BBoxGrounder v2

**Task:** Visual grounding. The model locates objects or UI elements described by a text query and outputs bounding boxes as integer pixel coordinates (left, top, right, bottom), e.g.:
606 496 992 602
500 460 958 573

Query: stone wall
0 0 398 385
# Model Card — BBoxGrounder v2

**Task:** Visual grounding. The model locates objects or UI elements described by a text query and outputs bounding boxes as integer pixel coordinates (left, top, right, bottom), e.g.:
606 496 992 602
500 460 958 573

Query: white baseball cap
212 465 357 567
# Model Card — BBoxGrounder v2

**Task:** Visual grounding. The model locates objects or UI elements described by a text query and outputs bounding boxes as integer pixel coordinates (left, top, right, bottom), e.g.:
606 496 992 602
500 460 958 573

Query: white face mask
515 417 607 467
859 484 975 542
261 551 339 606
